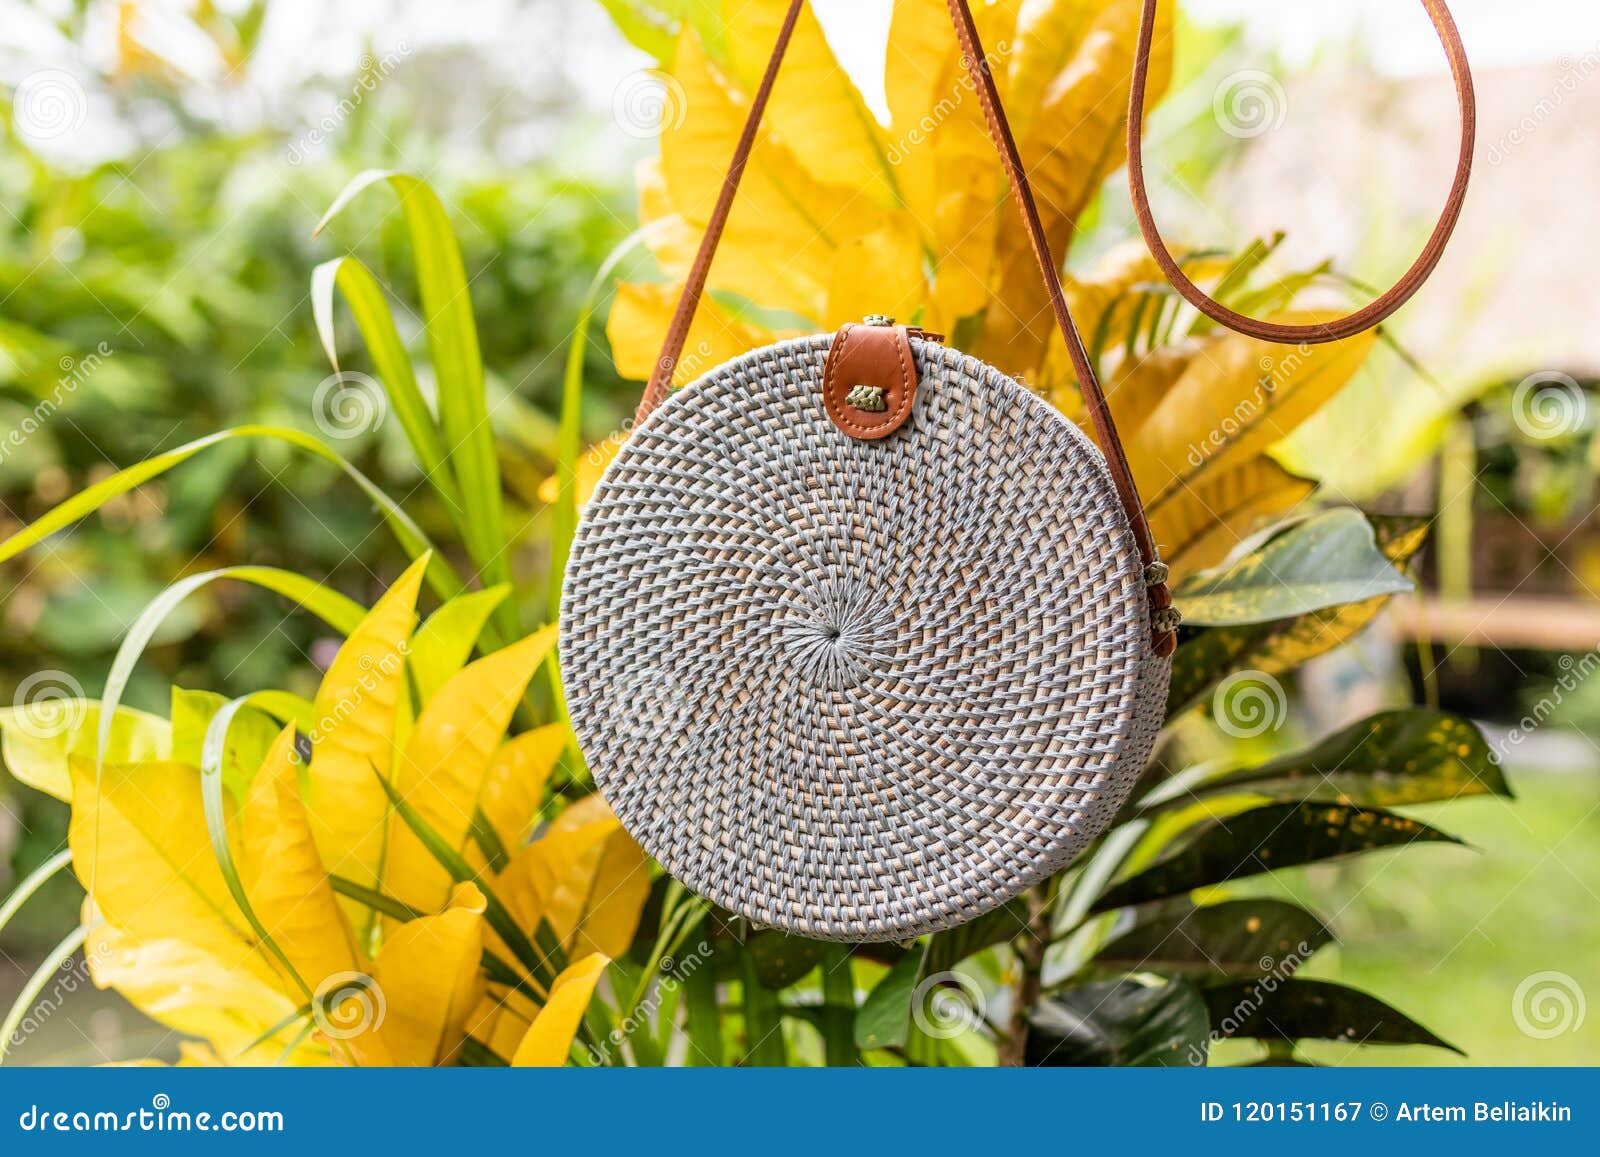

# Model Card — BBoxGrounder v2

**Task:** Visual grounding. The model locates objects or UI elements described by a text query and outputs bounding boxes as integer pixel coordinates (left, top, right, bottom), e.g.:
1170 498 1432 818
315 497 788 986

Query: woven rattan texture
562 335 1170 941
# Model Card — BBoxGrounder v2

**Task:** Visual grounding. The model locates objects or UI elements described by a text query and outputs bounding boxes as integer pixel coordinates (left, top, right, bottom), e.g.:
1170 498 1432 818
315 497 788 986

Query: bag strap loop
1128 0 1476 344
638 0 1475 658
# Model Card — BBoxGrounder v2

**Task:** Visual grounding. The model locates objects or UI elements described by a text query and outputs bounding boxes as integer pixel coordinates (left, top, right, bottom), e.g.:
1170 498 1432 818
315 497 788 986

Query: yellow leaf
238 725 362 998
536 434 626 511
382 627 559 914
85 910 322 1065
824 220 929 330
492 798 651 962
511 953 610 1067
67 757 277 991
476 723 568 858
983 0 1174 367
727 2 896 208
348 882 486 1066
1128 314 1377 508
464 988 537 1061
0 701 169 802
658 29 878 317
606 281 774 386
1152 455 1316 576
304 555 427 899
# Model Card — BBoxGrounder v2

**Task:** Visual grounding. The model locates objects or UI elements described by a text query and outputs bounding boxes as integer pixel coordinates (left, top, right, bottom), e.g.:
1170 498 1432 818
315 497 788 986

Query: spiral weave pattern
562 335 1169 941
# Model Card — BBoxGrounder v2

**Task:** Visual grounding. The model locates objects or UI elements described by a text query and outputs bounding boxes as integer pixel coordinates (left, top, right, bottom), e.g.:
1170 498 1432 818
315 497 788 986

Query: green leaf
739 949 788 1066
1026 978 1210 1066
1202 978 1462 1054
854 942 926 1052
0 425 467 602
1093 898 1333 978
925 898 1029 973
594 0 678 63
408 585 510 705
317 171 512 639
745 929 830 990
0 924 88 1065
819 944 858 1067
1173 509 1412 627
1167 515 1430 714
1092 803 1464 913
174 689 282 800
0 702 169 802
311 256 457 508
1146 710 1507 810
0 849 72 941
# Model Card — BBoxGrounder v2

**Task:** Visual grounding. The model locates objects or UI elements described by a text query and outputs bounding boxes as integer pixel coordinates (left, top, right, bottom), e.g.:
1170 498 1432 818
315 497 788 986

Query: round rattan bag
561 333 1171 942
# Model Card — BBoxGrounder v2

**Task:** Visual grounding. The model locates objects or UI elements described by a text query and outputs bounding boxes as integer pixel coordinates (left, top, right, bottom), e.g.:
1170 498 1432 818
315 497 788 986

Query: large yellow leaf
304 555 427 899
67 756 276 991
492 797 650 962
1152 455 1315 576
464 987 538 1061
1128 314 1377 507
824 219 929 329
726 1 897 208
0 701 169 802
606 281 775 386
346 882 486 1066
238 725 362 998
476 723 568 859
982 0 1173 368
511 952 610 1067
382 626 559 914
85 909 322 1066
658 29 879 318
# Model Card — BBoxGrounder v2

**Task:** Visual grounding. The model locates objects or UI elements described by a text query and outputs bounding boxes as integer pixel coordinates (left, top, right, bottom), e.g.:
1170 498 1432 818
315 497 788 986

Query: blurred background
1 0 1596 1064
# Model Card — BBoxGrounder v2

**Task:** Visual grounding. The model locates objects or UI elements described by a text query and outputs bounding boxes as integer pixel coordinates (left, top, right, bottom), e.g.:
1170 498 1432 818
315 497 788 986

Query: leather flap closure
822 323 918 441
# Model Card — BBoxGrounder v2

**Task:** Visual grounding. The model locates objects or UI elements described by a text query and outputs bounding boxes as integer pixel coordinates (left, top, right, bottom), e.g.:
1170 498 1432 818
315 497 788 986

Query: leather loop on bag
1128 0 1476 344
822 323 920 441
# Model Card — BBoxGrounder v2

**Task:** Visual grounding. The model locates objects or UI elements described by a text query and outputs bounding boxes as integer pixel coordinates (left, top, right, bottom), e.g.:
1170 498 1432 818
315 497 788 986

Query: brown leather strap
637 0 805 425
1128 0 1476 344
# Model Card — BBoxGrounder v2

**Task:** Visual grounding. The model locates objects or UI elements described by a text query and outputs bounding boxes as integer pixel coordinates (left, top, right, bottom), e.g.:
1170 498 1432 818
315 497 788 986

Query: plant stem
998 884 1052 1067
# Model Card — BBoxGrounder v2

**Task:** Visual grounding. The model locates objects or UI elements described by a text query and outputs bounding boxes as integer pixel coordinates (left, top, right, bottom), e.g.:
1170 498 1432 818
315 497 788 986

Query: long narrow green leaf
371 767 553 998
200 697 313 1001
0 924 88 1064
0 849 72 939
0 425 466 601
312 256 459 509
316 171 514 640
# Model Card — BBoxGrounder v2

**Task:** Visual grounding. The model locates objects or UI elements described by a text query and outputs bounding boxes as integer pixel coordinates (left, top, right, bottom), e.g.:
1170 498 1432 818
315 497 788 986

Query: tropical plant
0 0 1509 1066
